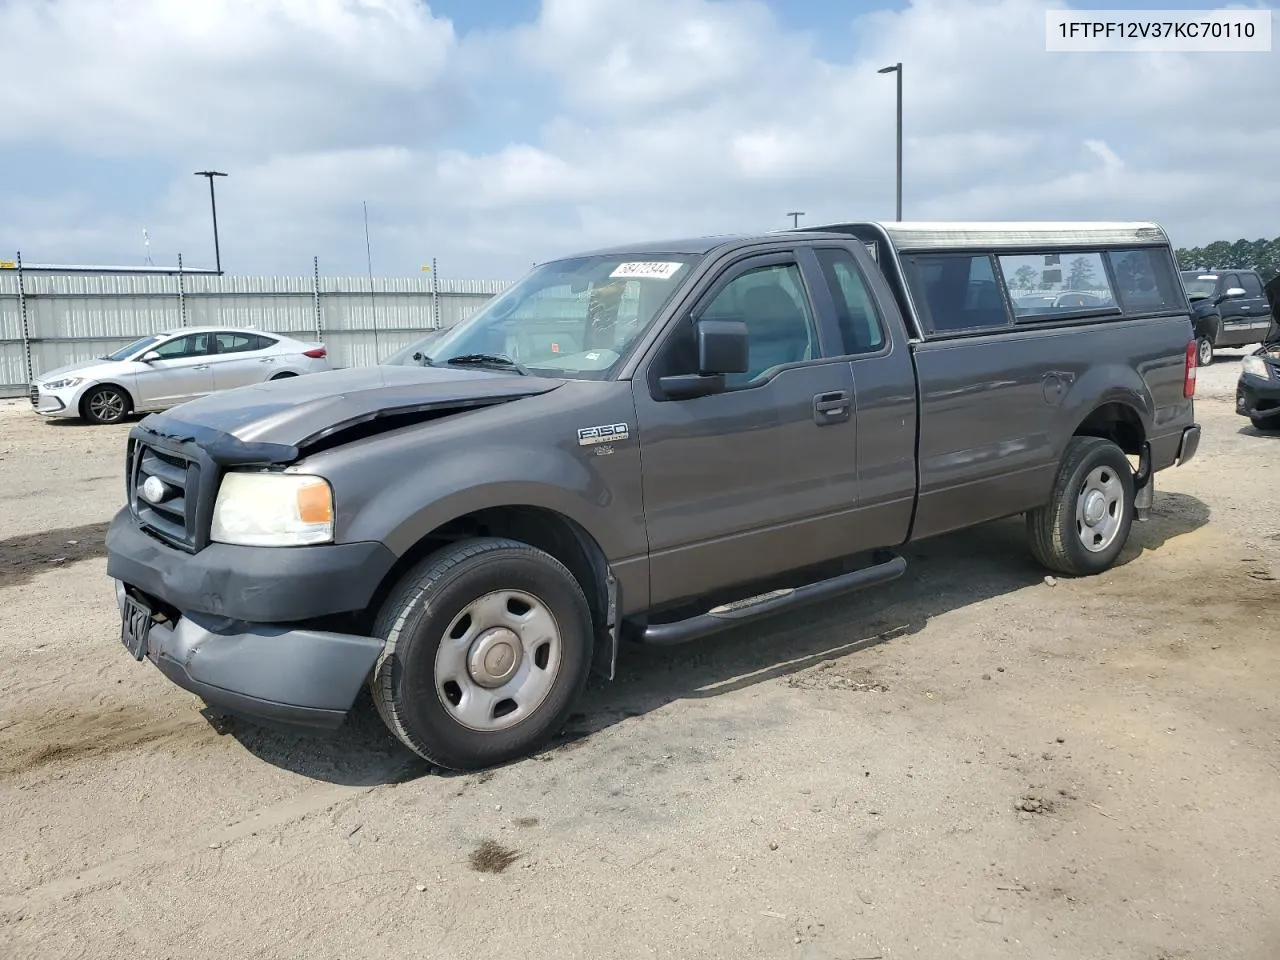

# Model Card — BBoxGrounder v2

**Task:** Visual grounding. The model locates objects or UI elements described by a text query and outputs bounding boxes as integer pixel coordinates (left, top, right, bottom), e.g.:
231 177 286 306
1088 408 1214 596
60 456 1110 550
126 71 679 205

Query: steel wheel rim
90 390 125 422
433 589 563 732
1198 338 1212 365
1075 465 1125 553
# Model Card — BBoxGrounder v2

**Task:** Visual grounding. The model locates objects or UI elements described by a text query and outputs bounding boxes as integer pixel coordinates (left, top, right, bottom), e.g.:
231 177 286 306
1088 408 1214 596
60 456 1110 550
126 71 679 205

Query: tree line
1174 237 1279 283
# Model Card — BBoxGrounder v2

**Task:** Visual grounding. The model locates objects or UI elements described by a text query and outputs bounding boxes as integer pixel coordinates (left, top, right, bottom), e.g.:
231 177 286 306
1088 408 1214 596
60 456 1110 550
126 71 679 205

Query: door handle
259 357 275 362
193 364 210 370
813 390 851 425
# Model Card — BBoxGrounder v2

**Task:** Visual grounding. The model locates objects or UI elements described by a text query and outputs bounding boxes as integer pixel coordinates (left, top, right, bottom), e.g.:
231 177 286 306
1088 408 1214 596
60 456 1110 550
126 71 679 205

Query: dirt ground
1 352 1277 960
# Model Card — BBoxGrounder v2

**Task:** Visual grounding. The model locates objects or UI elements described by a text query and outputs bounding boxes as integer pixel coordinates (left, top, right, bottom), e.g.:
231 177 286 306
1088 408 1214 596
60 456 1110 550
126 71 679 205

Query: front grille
29 384 39 408
128 439 203 552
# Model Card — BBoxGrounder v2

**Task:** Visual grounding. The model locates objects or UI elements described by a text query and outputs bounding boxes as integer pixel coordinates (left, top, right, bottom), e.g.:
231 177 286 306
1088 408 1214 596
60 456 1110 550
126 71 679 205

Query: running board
637 554 908 646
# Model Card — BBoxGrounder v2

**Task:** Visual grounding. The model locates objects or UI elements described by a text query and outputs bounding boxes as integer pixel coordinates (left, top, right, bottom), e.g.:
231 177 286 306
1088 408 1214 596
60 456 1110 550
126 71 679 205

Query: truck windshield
1180 273 1217 299
384 254 701 379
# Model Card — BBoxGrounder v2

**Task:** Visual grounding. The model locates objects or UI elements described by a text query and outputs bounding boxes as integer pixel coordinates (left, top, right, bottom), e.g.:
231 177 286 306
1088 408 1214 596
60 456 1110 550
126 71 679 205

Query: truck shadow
220 491 1211 785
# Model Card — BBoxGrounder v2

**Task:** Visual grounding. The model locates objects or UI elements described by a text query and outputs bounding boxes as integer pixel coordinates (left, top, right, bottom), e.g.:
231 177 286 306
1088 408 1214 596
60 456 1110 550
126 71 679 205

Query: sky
0 0 1276 280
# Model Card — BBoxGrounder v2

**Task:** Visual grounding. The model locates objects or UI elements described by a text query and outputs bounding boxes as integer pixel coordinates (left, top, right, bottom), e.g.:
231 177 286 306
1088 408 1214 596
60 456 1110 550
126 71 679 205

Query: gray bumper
114 580 384 730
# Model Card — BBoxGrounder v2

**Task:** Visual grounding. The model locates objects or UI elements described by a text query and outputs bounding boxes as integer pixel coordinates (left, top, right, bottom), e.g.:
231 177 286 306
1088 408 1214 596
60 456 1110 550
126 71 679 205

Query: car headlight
42 377 84 390
211 472 334 546
1241 356 1272 380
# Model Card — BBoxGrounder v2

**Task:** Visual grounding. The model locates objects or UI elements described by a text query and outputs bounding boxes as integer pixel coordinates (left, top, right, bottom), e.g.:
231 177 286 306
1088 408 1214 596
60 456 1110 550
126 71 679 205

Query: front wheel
369 537 593 771
81 385 130 424
1251 415 1279 433
1026 436 1136 576
1196 335 1214 367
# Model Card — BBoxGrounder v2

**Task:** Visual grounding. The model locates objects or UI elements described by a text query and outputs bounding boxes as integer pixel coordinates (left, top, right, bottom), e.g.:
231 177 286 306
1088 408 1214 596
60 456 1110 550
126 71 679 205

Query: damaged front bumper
113 581 384 729
107 508 392 729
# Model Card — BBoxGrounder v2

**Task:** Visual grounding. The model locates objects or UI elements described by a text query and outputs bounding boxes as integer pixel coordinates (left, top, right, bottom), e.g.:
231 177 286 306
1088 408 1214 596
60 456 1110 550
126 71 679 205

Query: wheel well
78 382 135 417
270 371 298 380
1073 402 1145 456
366 506 611 636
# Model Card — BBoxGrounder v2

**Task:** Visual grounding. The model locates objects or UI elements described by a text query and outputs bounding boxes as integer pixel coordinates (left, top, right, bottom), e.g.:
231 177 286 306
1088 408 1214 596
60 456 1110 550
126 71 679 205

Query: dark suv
1180 268 1275 366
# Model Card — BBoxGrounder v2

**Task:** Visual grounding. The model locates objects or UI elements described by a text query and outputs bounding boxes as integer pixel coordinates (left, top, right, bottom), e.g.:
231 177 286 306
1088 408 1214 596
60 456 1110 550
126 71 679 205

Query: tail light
303 346 327 359
1183 339 1197 398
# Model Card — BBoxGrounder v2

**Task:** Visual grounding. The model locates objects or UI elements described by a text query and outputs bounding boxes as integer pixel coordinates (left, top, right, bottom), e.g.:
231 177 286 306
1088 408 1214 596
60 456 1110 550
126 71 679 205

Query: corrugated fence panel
0 270 511 397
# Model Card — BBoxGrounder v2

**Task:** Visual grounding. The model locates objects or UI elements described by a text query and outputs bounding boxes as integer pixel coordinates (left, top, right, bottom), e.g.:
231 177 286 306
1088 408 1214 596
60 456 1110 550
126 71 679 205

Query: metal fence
0 257 513 398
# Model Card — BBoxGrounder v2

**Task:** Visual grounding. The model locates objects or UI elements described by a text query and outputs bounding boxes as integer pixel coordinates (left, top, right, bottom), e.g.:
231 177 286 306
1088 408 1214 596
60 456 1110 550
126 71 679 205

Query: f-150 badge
577 423 630 446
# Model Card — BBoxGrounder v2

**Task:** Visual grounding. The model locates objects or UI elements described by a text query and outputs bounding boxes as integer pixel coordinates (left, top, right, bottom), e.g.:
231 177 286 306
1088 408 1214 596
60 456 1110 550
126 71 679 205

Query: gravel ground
1 351 1277 960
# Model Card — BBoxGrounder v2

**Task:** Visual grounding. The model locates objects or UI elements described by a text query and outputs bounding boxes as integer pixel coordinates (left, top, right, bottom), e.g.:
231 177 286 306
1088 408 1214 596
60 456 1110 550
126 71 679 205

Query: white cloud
0 0 460 155
1 0 1277 278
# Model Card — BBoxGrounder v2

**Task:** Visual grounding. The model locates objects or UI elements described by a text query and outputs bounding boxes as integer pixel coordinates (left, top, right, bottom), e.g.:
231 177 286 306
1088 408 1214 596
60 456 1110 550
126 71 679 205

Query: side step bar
638 554 908 646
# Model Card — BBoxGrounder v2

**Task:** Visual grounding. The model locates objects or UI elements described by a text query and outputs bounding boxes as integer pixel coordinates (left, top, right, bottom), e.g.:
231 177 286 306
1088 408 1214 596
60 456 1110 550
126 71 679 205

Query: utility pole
877 62 903 221
786 211 806 229
193 170 228 273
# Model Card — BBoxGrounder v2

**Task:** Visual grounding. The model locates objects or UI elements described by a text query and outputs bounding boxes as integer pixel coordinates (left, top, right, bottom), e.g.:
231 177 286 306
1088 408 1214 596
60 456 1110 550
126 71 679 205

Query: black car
1181 268 1275 366
1235 274 1280 432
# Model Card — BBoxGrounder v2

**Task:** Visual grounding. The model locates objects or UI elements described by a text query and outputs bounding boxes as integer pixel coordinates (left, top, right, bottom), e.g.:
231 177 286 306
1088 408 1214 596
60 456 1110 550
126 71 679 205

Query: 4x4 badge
577 423 630 446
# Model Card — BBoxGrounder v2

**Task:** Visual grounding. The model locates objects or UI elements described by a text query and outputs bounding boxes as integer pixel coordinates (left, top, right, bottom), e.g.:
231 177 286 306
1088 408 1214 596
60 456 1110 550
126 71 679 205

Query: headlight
43 377 84 390
1241 356 1272 380
211 472 334 546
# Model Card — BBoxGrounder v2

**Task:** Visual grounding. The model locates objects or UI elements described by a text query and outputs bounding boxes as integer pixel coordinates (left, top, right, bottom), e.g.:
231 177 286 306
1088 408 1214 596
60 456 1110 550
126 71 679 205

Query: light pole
877 62 902 221
193 170 228 273
786 211 806 228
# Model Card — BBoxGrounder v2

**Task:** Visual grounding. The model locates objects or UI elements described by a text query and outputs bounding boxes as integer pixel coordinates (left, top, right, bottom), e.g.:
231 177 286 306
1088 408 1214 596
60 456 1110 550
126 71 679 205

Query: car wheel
1026 436 1135 576
81 385 131 425
1250 415 1279 432
369 537 594 771
1196 336 1214 367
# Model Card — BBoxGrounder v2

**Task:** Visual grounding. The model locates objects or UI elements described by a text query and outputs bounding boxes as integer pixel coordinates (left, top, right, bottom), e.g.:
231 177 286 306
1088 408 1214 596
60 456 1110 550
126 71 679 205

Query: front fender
1193 313 1221 342
336 440 645 564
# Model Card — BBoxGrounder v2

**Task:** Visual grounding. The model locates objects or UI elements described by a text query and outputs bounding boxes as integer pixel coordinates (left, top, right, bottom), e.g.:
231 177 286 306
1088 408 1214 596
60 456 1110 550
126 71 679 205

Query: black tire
81 384 131 425
369 537 593 771
1196 335 1214 367
1026 436 1135 576
1251 415 1279 432
269 371 298 380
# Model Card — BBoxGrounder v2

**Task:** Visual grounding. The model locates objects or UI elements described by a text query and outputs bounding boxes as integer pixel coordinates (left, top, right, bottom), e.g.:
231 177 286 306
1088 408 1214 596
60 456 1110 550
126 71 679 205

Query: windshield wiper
445 353 530 376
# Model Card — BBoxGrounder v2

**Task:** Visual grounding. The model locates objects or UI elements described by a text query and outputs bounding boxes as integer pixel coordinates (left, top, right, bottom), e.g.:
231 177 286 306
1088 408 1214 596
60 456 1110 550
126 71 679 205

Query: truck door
631 246 914 608
1238 272 1273 342
1218 273 1252 347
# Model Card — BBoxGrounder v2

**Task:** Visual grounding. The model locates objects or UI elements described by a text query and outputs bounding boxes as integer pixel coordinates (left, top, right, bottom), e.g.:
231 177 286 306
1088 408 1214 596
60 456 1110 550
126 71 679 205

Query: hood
35 357 133 383
133 363 565 459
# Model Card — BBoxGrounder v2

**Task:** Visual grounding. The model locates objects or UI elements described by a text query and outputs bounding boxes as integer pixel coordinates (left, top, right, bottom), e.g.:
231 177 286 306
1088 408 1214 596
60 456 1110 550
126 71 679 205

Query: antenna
363 200 380 359
142 228 154 266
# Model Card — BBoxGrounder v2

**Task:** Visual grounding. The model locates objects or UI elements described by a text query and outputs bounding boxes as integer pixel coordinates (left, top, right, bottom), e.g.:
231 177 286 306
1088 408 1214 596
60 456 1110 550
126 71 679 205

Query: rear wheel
369 537 593 771
1251 415 1279 432
81 385 130 425
1027 436 1135 576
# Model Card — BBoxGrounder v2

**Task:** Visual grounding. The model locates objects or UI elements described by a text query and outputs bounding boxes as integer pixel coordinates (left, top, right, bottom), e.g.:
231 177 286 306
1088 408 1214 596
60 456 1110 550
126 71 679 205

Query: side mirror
657 319 750 400
696 319 749 375
1222 286 1247 300
139 351 161 363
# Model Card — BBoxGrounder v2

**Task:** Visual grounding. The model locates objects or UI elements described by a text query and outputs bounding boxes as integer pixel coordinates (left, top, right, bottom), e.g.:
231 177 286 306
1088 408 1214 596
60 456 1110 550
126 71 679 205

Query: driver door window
699 263 820 387
153 333 209 359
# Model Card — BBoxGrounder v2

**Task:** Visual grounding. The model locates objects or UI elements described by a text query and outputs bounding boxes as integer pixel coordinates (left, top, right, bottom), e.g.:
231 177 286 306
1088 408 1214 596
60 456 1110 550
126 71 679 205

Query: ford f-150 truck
105 221 1202 770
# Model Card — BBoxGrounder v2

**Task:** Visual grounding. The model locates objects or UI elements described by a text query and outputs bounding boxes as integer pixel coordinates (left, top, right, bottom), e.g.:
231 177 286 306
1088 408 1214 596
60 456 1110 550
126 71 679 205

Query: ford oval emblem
141 475 168 504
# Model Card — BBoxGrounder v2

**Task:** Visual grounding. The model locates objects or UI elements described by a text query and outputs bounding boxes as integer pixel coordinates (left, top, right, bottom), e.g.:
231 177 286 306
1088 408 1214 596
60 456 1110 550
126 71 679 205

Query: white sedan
29 326 331 425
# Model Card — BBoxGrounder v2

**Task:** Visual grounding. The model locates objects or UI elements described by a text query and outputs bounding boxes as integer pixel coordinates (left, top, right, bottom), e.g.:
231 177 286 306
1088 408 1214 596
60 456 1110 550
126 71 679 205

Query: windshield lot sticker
577 423 630 446
610 262 684 280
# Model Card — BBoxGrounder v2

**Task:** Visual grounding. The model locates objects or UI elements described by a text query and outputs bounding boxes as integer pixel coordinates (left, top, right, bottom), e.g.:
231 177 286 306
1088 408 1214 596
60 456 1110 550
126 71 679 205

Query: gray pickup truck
105 221 1202 770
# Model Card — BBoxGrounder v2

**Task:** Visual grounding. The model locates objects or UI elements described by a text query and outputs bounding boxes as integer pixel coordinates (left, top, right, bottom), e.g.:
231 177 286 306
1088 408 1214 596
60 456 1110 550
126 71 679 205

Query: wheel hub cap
1083 490 1107 525
467 627 522 688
